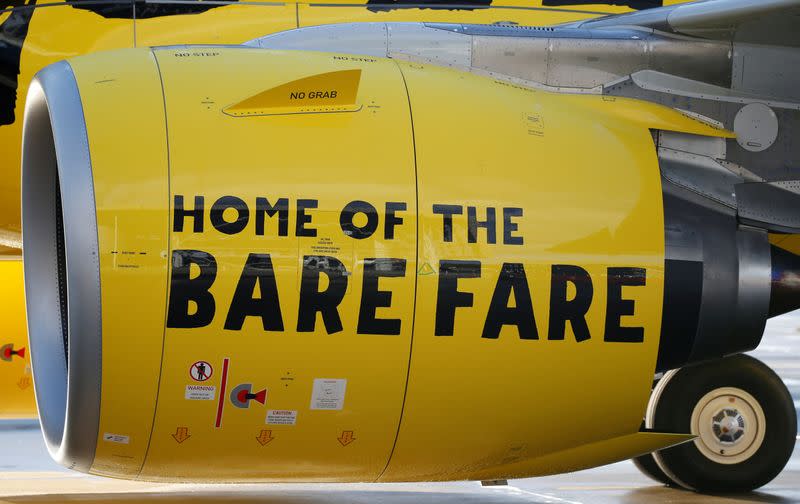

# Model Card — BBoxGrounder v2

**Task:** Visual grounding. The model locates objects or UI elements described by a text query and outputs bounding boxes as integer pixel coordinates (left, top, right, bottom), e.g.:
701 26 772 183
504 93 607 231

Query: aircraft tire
632 453 675 486
633 377 676 487
648 354 796 493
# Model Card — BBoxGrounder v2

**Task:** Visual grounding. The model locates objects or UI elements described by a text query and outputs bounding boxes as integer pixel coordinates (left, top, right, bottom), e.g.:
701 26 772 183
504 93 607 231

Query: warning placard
185 385 216 400
310 378 347 410
266 409 298 425
103 433 130 444
190 361 213 382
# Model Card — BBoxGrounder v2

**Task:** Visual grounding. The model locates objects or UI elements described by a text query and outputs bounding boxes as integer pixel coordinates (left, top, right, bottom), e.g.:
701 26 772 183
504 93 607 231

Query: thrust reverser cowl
23 47 735 482
655 178 772 372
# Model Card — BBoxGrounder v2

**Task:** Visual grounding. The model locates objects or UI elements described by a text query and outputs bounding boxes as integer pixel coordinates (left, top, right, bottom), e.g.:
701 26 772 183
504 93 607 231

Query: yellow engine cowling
21 47 728 482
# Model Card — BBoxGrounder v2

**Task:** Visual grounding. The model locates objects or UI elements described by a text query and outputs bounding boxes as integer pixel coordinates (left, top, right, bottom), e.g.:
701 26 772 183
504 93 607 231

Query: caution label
185 385 216 400
310 378 347 410
266 409 298 425
103 433 130 444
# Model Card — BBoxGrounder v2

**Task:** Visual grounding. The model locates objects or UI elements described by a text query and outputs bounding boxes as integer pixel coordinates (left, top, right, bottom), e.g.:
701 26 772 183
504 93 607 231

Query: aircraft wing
567 0 800 47
562 0 800 234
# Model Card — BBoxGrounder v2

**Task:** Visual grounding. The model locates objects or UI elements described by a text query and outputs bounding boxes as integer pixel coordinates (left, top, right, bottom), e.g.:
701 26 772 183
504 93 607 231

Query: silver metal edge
22 60 101 472
22 77 68 464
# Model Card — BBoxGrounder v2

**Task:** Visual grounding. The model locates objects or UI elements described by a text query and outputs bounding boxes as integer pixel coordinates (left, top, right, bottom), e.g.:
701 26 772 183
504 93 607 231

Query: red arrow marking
172 427 190 444
256 429 274 446
17 376 31 390
338 431 356 446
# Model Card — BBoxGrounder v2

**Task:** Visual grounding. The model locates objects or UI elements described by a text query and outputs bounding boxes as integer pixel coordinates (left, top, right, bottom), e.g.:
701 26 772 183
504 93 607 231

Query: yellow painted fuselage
0 259 35 418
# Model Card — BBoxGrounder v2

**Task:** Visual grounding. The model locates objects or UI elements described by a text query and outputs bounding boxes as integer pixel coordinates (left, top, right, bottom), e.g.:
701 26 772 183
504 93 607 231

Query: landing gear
638 354 796 493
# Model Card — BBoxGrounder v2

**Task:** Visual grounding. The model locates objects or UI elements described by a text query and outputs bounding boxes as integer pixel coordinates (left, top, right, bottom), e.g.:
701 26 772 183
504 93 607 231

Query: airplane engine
19 47 798 482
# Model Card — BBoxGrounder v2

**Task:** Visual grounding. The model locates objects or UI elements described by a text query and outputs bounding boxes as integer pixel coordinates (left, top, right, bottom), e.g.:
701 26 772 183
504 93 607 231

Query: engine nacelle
20 47 777 482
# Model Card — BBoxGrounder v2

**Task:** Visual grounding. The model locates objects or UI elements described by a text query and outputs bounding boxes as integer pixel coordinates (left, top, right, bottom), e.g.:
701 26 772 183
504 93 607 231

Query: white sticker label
266 409 298 425
185 385 216 400
103 433 130 444
310 378 347 410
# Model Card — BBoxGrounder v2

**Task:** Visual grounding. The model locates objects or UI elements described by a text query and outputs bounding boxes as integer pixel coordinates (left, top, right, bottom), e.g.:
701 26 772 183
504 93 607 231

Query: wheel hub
711 408 746 444
690 387 766 465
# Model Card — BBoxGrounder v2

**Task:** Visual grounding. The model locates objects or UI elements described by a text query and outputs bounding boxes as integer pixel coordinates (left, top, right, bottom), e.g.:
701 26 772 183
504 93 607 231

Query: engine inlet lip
21 60 102 472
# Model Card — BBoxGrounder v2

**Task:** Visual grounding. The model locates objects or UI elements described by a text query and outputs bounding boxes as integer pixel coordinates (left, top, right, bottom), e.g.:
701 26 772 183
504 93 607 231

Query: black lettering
255 197 289 237
340 200 379 240
224 254 284 331
384 202 406 240
357 258 406 335
435 260 481 336
548 265 592 342
70 1 225 20
604 267 646 343
296 199 318 237
468 206 497 244
210 195 249 235
365 0 490 12
432 204 463 242
297 255 348 333
166 250 217 328
543 1 662 10
173 195 204 233
503 207 523 245
482 263 537 339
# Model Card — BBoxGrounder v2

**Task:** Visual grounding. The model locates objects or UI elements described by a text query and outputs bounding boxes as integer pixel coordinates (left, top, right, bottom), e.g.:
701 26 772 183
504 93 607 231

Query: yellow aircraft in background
5 0 800 497
0 260 33 418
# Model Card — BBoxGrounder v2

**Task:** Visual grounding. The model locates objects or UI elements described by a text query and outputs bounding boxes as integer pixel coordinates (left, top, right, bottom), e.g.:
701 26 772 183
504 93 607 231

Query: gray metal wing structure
566 0 800 233
568 0 800 48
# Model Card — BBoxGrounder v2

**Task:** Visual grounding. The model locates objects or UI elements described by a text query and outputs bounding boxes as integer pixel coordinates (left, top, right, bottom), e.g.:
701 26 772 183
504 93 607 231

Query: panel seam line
375 59 419 482
137 47 172 478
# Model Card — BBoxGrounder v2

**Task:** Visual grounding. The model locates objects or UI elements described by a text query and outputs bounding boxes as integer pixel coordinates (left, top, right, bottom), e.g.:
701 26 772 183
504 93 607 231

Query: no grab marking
190 361 213 382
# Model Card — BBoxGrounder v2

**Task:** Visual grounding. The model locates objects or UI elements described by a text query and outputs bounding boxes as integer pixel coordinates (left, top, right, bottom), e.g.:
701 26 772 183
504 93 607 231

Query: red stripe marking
215 358 230 428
